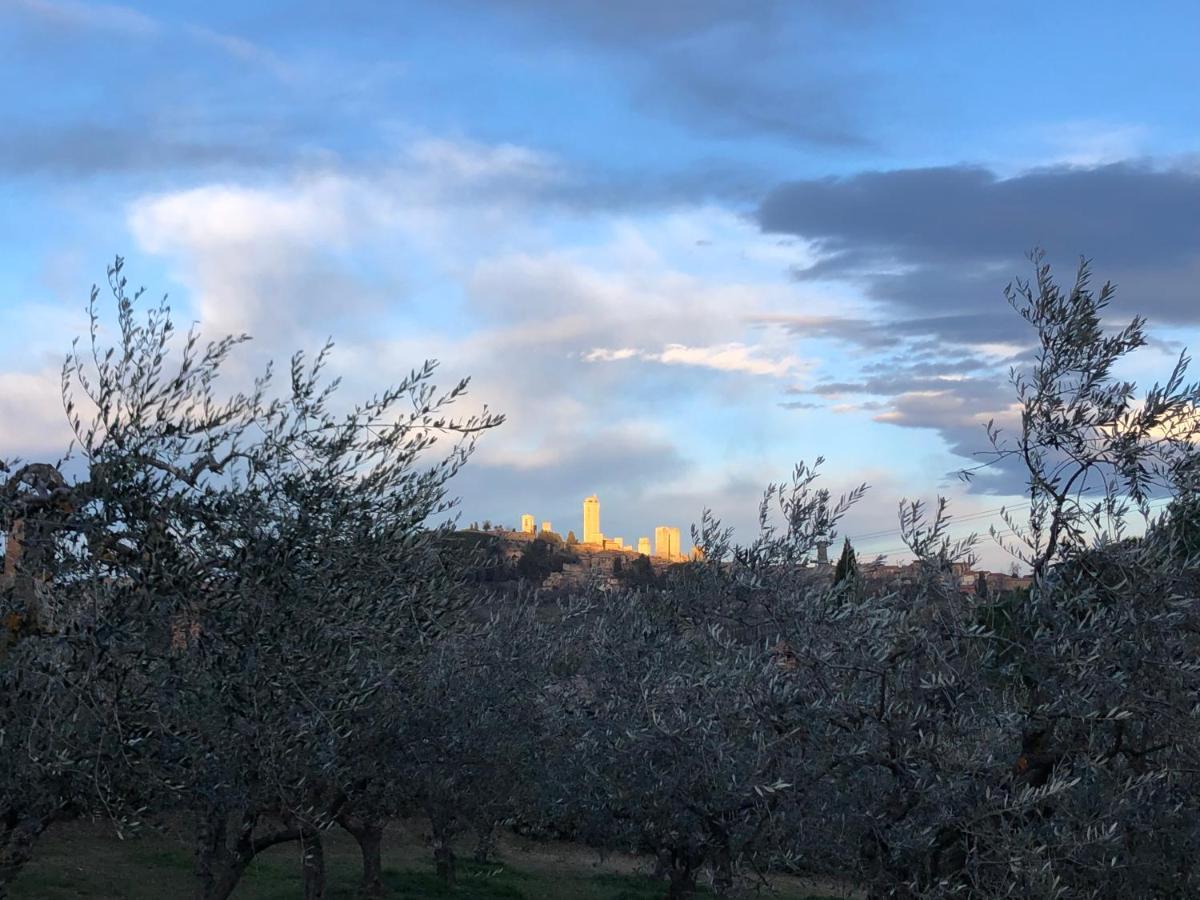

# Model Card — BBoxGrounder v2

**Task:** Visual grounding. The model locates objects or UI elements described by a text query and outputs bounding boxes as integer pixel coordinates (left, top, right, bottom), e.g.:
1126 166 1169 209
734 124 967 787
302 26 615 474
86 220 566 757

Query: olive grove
3 254 1200 899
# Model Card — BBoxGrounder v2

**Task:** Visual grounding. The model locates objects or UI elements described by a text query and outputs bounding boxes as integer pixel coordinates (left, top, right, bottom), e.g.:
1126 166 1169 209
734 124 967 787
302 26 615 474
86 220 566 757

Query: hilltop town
461 493 1031 595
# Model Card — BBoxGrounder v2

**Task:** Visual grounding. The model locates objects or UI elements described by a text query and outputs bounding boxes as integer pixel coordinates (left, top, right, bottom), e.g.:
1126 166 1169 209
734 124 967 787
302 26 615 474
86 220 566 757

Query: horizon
3 1 1200 570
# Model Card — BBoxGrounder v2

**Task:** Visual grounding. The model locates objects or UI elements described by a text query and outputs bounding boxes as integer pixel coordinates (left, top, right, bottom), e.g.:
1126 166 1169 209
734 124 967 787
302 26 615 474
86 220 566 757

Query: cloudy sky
3 0 1199 567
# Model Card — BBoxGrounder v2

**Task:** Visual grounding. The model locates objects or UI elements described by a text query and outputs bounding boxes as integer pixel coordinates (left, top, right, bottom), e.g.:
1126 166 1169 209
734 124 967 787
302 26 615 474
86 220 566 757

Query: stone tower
583 494 601 544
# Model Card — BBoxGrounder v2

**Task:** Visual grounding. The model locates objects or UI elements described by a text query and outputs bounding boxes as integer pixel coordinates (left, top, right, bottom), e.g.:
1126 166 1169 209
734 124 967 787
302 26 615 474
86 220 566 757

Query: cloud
441 0 883 145
0 123 287 178
777 337 1028 491
112 143 866 560
0 369 73 461
130 180 350 250
127 175 375 341
583 348 639 363
465 0 787 44
405 138 561 188
753 160 1200 491
185 25 297 82
10 0 295 79
757 162 1200 326
119 140 572 340
778 399 822 410
633 49 868 146
1034 120 1152 168
586 343 803 378
9 0 159 35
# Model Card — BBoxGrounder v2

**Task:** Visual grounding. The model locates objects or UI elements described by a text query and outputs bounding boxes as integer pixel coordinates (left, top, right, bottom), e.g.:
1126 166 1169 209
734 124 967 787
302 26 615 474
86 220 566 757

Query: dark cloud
859 353 994 378
458 0 884 48
758 162 1200 325
778 332 1028 492
0 123 287 178
877 388 1025 493
808 374 997 398
758 162 1200 492
751 313 900 348
778 399 822 410
632 50 871 147
755 310 1028 348
471 0 787 44
440 0 886 146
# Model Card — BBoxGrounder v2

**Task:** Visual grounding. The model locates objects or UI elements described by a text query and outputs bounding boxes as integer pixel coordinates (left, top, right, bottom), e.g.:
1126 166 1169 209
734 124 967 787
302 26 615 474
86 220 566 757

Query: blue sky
3 0 1199 567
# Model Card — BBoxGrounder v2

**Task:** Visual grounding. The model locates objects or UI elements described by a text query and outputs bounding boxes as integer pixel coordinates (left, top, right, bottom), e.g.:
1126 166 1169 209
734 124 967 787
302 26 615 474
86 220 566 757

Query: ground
10 819 859 899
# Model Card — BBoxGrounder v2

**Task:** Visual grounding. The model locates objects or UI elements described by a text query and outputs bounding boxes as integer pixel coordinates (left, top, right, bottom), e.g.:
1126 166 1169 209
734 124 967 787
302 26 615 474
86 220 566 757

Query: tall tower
666 527 681 561
654 525 670 560
637 536 651 556
520 514 535 534
654 526 681 560
583 494 601 544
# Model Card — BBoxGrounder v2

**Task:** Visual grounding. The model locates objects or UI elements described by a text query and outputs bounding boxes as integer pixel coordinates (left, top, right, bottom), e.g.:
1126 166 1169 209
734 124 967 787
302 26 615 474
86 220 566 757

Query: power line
846 502 1031 542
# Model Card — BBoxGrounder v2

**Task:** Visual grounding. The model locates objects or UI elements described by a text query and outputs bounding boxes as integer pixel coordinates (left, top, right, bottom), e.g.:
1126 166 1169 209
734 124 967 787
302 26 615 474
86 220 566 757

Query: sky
2 0 1199 569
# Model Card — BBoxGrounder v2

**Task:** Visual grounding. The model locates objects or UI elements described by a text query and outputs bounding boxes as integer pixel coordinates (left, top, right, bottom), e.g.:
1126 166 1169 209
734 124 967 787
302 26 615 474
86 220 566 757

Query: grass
9 820 856 899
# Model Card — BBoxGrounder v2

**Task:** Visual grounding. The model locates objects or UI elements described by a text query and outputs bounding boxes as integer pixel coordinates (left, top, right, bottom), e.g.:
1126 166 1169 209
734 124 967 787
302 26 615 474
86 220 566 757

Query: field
10 820 858 900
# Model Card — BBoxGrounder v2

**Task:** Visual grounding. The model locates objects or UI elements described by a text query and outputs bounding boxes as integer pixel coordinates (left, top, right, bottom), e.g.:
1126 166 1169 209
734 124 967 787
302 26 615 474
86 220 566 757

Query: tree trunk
427 806 456 889
0 805 62 895
193 808 302 900
339 814 386 899
710 844 734 898
665 849 699 900
666 864 697 900
434 838 456 889
202 863 249 900
0 829 37 900
473 823 496 864
302 833 326 900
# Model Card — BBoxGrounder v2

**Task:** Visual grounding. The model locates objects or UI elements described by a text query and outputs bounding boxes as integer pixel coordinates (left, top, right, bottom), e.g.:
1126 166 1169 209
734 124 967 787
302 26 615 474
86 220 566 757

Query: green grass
10 821 854 899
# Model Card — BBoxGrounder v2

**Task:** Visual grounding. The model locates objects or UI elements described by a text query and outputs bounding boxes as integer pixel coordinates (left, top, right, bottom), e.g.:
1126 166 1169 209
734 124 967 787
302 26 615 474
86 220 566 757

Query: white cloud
1038 120 1151 167
404 137 562 187
583 348 639 362
584 342 805 377
129 179 351 252
128 176 362 340
108 138 976 564
655 342 801 377
0 369 72 460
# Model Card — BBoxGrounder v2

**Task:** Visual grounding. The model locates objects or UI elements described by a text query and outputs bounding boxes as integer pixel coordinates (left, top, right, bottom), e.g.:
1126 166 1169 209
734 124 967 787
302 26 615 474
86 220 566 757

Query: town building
583 494 601 545
655 525 681 561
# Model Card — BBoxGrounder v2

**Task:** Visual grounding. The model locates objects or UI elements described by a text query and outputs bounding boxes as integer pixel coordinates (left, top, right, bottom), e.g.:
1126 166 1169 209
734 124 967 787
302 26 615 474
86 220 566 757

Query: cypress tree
833 537 858 586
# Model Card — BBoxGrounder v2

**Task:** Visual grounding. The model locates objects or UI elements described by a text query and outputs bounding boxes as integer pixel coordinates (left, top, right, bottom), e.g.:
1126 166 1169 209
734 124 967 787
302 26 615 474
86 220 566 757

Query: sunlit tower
520 514 535 534
637 537 651 556
583 494 601 544
654 526 680 561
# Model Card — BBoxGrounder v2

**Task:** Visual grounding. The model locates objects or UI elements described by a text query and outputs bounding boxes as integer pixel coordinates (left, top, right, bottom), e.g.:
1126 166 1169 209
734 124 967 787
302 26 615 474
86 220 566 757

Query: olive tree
1 260 267 896
1 258 503 900
924 255 1200 898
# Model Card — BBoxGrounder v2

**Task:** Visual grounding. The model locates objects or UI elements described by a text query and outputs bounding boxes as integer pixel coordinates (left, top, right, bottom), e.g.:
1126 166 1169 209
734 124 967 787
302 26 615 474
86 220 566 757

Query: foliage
1 259 502 900
515 538 573 582
6 252 1200 900
617 553 658 588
